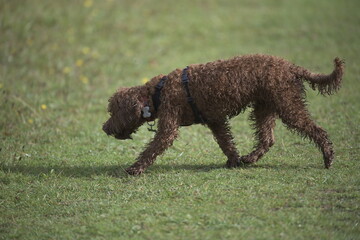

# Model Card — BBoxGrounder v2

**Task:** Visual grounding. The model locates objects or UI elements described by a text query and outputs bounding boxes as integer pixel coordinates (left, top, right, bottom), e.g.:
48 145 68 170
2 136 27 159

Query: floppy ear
107 88 127 113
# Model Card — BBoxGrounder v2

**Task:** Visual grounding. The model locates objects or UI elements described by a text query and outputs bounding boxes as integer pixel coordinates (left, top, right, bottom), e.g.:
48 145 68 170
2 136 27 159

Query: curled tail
293 58 345 95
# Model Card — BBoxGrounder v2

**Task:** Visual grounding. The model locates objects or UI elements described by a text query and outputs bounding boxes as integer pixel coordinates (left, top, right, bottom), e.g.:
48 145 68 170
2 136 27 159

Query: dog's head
102 87 147 140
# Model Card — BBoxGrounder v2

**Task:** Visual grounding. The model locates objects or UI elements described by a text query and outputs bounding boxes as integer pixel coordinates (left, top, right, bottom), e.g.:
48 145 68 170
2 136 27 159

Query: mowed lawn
1 0 359 239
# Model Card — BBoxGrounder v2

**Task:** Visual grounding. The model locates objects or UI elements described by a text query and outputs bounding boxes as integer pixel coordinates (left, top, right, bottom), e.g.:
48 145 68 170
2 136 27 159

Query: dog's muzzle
102 121 111 135
102 122 132 140
114 134 132 140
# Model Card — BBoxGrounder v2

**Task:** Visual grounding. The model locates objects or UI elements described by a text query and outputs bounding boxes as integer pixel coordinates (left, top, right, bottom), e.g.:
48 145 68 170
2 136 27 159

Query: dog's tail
293 58 344 95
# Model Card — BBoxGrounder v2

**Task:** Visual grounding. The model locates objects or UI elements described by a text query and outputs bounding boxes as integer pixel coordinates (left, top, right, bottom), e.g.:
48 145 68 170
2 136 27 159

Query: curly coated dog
103 54 344 175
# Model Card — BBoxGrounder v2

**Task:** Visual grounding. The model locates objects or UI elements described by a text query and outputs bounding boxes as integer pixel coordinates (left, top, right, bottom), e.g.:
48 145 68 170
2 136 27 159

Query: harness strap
150 70 205 125
181 66 206 124
152 76 167 112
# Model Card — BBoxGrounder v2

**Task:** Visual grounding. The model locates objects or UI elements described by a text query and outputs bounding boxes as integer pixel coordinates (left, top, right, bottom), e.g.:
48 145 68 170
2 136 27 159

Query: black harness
152 76 167 113
181 66 206 124
151 67 205 124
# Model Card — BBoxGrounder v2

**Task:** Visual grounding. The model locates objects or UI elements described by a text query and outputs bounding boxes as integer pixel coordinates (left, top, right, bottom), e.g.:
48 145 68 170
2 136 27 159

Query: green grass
1 0 360 239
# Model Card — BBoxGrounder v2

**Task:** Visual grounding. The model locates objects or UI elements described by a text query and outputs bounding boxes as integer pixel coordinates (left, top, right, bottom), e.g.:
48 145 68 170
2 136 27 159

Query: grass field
1 0 360 239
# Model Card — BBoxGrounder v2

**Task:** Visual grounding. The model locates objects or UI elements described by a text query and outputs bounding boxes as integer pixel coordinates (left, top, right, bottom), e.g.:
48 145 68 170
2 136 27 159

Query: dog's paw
126 166 145 176
226 158 241 168
239 155 257 164
324 155 334 169
323 148 334 169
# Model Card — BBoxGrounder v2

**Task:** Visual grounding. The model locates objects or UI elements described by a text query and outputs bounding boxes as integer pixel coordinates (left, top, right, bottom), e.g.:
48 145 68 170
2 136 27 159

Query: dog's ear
107 88 126 114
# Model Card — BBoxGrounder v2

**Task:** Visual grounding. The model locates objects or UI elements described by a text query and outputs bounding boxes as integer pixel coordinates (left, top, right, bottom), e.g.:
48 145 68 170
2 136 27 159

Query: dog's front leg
126 115 180 175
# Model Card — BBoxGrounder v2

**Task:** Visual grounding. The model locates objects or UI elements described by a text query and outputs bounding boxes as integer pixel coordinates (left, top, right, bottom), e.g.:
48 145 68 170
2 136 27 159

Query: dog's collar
141 76 167 121
141 76 167 125
140 76 167 132
152 76 167 113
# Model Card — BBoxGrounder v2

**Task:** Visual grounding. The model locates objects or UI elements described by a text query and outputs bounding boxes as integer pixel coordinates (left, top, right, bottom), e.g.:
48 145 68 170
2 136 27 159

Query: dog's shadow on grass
0 163 226 178
0 164 124 178
0 162 310 178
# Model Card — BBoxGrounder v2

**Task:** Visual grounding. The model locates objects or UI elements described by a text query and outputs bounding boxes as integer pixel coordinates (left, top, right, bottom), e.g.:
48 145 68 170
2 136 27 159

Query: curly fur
103 54 344 175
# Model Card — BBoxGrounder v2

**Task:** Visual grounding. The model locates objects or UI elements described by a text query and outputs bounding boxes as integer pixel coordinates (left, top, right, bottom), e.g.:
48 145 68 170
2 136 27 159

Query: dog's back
184 54 343 119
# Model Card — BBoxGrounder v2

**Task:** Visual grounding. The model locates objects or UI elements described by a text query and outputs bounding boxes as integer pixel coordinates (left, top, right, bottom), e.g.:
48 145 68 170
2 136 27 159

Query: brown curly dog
103 54 344 175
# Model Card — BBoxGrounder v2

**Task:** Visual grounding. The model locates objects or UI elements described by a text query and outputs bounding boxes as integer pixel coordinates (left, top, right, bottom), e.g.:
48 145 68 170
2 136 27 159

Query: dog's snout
114 134 132 140
102 120 131 140
102 121 110 135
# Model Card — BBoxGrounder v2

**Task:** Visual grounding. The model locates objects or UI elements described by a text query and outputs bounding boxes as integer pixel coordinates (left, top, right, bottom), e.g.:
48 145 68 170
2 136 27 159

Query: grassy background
1 0 360 239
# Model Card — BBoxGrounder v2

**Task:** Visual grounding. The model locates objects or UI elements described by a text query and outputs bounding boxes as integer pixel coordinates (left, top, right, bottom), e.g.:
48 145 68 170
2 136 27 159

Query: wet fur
103 54 344 175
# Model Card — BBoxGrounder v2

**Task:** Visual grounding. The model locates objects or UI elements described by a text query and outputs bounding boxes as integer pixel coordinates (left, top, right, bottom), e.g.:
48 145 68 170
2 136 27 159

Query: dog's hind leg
276 98 334 168
240 102 276 164
208 120 240 168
